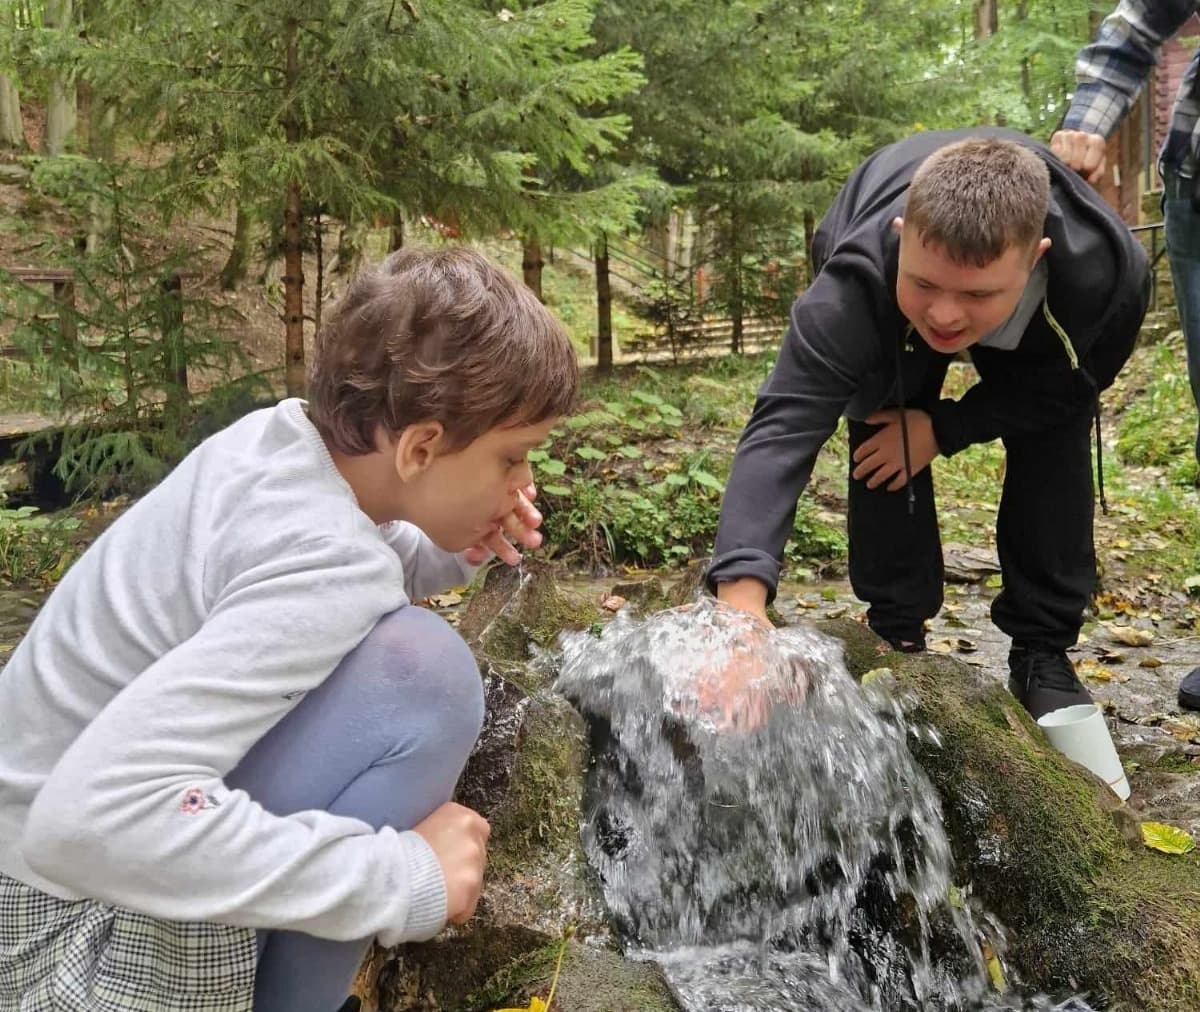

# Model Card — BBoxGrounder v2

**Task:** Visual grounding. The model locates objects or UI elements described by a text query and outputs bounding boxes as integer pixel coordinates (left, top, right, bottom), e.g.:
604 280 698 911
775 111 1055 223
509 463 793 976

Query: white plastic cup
1037 703 1130 801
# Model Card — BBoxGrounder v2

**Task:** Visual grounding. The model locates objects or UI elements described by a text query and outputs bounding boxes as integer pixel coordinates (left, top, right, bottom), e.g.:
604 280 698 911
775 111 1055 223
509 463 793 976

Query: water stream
555 601 1095 1012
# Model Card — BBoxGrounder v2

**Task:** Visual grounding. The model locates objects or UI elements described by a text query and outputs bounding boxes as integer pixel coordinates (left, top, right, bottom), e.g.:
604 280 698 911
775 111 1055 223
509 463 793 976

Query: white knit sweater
0 399 476 945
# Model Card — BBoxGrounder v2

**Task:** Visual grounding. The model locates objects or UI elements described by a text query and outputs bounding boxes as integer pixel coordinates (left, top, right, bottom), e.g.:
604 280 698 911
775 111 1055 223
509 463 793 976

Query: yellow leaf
1141 822 1196 855
862 667 893 686
428 591 463 607
1138 657 1163 669
980 940 1006 991
494 1001 546 1012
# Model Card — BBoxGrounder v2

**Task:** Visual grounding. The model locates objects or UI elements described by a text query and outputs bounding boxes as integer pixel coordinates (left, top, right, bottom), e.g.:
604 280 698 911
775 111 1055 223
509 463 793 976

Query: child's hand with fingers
463 484 543 567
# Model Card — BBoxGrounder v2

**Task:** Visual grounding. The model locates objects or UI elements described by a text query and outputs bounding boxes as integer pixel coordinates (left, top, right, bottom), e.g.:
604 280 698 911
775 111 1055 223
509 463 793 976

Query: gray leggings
226 606 485 1012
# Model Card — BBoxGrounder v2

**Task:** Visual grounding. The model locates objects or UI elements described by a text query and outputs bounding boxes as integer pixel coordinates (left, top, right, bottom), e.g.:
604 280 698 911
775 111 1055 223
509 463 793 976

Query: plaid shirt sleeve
1063 0 1198 137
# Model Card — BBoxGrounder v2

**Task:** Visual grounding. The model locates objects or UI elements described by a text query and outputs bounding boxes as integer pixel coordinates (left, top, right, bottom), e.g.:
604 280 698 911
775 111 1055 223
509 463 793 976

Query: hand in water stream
672 603 809 731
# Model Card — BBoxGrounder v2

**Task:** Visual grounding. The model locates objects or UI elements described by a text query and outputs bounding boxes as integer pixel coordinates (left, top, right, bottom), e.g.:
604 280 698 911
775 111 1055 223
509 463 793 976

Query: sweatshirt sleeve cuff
391 831 448 944
705 549 783 604
928 399 972 458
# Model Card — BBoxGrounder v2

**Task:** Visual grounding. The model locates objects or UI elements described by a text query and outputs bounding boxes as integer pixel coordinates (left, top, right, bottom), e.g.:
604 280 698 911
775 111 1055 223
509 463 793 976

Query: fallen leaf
1097 649 1124 664
428 591 463 607
495 999 547 1012
1141 822 1196 856
862 667 894 686
600 594 626 612
1138 657 1164 669
929 638 955 654
980 939 1006 991
1103 623 1154 647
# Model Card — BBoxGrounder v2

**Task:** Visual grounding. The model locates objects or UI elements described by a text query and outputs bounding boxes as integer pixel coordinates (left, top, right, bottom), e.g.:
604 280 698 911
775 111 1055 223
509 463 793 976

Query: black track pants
847 410 1095 650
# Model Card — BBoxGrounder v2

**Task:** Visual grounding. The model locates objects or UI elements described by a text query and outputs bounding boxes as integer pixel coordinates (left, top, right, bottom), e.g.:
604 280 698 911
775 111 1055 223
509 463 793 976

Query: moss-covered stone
608 576 670 614
487 695 587 877
462 940 681 1012
818 616 1200 1011
459 559 601 677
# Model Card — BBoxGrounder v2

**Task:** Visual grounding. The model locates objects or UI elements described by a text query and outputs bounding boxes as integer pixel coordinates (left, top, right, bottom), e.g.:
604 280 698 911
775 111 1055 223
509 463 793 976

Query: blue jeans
226 606 485 1012
1162 167 1200 465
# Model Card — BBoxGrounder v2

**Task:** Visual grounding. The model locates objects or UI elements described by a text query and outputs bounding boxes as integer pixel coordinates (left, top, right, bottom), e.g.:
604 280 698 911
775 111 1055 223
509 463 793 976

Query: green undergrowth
535 355 846 570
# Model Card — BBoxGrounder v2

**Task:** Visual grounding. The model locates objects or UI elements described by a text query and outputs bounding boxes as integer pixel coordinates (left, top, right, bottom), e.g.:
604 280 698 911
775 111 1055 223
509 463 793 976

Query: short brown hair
309 246 579 455
904 138 1050 267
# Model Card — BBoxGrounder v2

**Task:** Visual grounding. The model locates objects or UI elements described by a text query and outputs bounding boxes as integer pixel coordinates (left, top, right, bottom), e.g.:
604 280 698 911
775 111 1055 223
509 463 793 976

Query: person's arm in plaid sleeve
1052 0 1195 182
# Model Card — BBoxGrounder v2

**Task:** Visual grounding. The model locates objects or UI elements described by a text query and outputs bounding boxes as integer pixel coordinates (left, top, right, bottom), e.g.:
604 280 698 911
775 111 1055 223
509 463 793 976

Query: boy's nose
928 298 964 329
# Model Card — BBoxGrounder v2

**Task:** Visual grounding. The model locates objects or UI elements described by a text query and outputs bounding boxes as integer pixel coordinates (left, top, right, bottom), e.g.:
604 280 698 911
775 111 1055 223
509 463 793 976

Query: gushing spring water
555 602 1093 1012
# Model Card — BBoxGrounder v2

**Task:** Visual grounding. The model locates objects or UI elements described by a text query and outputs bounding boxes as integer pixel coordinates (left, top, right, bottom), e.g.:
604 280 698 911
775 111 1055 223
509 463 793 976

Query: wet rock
820 615 1200 1011
607 576 669 613
0 162 30 185
666 560 707 607
458 558 599 671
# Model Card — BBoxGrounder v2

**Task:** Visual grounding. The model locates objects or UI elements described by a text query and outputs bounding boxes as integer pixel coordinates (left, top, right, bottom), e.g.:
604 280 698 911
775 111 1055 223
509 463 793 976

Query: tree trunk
314 209 324 336
803 208 816 286
282 19 306 398
0 74 25 150
389 212 404 253
595 233 613 375
522 237 544 302
974 0 996 37
334 225 363 276
159 272 189 428
43 0 77 155
220 201 251 291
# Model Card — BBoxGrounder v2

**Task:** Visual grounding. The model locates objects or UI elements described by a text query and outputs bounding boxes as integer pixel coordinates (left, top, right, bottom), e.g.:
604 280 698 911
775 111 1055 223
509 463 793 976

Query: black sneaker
336 998 361 1012
1007 645 1093 720
1180 667 1200 712
872 625 926 653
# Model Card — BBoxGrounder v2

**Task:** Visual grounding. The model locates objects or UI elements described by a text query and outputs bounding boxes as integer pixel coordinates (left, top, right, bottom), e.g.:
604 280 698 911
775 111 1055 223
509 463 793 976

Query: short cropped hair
904 138 1050 267
309 247 579 455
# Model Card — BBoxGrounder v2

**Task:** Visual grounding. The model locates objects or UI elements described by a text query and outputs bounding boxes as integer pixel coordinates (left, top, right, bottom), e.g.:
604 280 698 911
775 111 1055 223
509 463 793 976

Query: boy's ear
392 421 445 480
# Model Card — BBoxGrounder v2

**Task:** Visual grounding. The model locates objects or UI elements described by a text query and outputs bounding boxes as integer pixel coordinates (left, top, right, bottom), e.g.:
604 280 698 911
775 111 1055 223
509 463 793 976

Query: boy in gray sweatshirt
0 247 578 1012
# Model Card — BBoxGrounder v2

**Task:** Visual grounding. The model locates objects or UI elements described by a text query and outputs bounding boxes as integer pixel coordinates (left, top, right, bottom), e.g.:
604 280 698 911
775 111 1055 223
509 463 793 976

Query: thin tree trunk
974 0 997 37
314 209 324 336
86 102 115 254
282 18 306 398
803 208 816 286
334 225 363 276
389 212 404 253
220 201 251 290
43 0 77 155
728 204 743 354
595 232 613 375
0 74 25 150
1017 0 1032 106
522 237 544 302
159 272 189 427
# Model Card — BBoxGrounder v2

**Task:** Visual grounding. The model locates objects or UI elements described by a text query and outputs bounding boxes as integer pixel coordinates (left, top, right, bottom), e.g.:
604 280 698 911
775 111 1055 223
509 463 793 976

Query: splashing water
555 601 1094 1012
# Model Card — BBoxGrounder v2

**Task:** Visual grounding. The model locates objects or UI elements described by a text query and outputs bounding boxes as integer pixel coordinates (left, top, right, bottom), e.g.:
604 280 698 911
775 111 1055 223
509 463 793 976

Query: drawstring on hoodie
893 306 1107 517
1042 302 1107 515
895 327 916 515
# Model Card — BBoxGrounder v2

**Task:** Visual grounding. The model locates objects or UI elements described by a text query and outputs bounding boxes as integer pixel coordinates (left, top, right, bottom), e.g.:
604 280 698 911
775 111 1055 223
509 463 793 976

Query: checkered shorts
0 872 256 1012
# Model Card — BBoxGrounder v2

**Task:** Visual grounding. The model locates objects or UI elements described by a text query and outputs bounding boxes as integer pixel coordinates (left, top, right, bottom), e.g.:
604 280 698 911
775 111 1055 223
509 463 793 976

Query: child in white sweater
0 246 579 1012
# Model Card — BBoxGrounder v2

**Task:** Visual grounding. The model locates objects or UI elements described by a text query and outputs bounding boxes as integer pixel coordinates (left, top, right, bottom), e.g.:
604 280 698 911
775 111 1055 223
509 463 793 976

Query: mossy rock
818 617 1200 1011
607 577 670 614
459 559 601 675
461 939 681 1012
